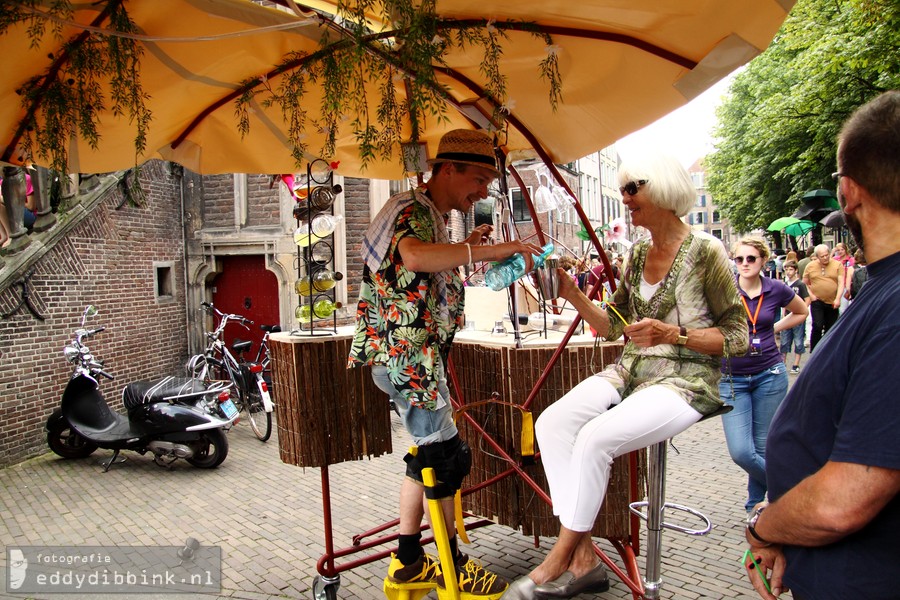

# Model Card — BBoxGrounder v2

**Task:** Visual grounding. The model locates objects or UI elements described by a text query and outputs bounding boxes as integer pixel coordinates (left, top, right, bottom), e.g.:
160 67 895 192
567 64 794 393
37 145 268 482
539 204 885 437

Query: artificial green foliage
706 0 900 234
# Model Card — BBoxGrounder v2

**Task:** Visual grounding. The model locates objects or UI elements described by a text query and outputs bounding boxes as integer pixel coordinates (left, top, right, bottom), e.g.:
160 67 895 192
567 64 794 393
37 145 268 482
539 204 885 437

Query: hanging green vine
235 0 564 172
4 0 563 174
3 1 150 175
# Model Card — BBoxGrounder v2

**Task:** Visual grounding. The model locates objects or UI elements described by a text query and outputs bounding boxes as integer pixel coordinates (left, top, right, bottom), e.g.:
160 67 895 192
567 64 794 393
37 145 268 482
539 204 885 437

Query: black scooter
46 306 239 471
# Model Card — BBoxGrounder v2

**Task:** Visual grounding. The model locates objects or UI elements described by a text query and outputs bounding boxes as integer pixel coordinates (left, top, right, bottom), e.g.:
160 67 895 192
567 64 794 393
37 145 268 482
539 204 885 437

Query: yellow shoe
387 552 441 586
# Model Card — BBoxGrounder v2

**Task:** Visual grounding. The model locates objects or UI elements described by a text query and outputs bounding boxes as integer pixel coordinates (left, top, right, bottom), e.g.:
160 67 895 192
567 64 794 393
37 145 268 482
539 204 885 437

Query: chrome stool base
628 405 732 599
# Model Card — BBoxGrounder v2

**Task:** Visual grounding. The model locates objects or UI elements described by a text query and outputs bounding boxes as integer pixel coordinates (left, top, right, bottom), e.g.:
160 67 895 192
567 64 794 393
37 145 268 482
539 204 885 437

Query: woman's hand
623 318 676 348
556 267 581 301
464 224 493 246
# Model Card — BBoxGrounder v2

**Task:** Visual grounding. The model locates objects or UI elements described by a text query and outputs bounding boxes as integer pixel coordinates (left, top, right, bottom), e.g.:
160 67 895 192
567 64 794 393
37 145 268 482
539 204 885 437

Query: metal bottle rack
292 159 342 336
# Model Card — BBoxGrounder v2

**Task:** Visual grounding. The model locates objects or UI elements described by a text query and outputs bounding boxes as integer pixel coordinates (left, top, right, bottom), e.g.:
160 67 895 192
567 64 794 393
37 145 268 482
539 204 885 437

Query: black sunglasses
619 179 648 196
733 255 759 264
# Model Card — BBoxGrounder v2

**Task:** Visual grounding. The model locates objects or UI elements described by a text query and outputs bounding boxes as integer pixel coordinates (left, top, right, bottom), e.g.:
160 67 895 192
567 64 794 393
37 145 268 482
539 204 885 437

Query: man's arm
802 268 817 302
833 264 845 308
750 460 900 547
398 236 542 273
744 462 900 598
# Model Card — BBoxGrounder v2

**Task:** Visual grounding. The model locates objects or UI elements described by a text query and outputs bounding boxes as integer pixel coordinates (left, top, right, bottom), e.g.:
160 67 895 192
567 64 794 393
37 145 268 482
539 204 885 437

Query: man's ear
840 177 864 214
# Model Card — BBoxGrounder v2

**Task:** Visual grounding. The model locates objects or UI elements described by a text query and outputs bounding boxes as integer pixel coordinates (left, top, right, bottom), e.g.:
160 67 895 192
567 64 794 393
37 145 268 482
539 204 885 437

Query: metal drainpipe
177 166 192 355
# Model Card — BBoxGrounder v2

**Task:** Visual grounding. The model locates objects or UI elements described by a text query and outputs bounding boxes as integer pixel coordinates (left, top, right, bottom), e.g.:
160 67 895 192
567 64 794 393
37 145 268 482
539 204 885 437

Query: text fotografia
7 544 222 594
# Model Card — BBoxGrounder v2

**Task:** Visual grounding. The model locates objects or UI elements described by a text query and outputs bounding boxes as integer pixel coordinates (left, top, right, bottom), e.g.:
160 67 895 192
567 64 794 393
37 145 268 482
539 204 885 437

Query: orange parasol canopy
0 0 793 178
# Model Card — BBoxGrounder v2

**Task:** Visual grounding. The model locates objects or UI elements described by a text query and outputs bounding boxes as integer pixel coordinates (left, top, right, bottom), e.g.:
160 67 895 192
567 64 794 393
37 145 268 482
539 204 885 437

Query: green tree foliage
706 0 900 234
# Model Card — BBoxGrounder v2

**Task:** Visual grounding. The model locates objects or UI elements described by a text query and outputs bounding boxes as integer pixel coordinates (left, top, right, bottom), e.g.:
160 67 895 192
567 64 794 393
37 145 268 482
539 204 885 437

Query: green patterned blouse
347 197 464 410
601 230 748 415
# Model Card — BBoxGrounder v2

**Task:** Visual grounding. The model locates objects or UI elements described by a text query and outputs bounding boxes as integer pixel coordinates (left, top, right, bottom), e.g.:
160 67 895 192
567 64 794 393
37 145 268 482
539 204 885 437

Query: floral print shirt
600 230 748 415
347 194 464 410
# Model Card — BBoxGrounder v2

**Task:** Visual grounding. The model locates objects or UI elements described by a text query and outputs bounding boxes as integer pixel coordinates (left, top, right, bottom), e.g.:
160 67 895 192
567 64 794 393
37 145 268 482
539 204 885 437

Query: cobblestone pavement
0 368 806 600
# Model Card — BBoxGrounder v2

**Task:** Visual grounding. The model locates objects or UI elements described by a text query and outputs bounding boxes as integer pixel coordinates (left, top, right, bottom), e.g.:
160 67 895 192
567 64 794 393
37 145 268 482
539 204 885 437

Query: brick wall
201 174 235 228
340 177 370 319
246 174 281 227
0 161 188 467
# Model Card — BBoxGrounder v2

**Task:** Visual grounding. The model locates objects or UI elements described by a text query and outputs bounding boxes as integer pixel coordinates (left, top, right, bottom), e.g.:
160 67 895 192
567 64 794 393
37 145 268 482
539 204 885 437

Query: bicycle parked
254 324 280 401
187 302 274 442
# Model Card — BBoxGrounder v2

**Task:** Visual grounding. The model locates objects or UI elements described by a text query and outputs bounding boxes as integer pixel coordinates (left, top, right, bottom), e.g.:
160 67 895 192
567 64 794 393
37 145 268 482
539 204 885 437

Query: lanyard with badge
741 293 764 355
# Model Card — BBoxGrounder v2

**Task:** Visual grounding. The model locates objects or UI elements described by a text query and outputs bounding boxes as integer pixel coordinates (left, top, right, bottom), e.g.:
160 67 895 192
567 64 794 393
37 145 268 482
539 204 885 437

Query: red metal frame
311 153 647 598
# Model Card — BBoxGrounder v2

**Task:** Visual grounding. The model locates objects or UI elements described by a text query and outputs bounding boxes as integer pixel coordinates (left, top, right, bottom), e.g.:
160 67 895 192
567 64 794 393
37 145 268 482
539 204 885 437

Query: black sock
449 536 459 562
397 533 423 566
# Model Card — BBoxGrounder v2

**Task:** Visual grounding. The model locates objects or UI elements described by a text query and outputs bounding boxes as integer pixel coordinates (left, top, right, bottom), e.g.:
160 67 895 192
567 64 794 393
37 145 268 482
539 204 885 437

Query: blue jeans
719 362 789 511
371 365 457 445
780 321 806 355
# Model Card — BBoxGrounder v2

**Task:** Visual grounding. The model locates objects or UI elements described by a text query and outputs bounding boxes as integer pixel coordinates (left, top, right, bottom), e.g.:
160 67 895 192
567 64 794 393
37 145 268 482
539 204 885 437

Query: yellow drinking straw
598 287 629 326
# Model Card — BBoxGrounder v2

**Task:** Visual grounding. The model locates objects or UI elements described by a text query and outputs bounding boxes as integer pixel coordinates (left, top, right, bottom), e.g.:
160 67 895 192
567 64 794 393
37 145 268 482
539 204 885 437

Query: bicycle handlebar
200 301 253 326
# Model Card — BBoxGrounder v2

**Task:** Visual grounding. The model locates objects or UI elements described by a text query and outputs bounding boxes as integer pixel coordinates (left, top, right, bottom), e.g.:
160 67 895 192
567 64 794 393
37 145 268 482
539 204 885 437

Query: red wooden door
211 255 280 359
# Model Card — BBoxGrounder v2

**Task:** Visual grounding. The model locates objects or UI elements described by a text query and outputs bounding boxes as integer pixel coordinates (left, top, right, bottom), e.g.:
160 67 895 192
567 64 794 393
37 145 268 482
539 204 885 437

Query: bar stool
628 405 733 599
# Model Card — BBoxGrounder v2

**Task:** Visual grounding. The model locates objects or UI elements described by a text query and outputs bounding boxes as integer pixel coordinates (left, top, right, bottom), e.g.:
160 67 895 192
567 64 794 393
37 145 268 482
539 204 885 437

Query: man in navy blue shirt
743 91 900 600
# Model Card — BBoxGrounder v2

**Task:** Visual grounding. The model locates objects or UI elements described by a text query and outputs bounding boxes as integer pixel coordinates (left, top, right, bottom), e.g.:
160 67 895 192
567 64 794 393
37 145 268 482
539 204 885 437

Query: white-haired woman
504 154 748 599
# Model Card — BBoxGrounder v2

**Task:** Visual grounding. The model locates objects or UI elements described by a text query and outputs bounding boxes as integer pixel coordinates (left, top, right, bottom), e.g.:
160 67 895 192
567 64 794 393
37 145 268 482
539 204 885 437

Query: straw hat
427 129 499 175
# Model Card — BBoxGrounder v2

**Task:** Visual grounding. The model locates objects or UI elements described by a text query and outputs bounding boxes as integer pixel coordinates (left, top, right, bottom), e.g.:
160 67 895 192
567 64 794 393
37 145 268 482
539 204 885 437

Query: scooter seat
123 377 207 411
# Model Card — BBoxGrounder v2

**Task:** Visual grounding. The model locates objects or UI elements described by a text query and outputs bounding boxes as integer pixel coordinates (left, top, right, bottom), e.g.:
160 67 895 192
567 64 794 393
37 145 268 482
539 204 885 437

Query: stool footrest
628 501 713 536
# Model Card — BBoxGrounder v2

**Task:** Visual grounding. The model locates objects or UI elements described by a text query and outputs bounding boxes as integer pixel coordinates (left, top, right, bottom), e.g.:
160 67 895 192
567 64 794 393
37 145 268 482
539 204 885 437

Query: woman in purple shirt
721 237 808 512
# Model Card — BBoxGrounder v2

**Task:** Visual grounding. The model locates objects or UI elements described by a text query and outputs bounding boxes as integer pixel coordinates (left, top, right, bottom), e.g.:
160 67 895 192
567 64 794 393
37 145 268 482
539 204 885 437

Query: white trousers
535 376 702 531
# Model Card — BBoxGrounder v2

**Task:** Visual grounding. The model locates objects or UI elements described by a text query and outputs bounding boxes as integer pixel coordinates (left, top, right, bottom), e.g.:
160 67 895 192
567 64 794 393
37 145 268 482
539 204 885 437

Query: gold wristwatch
675 326 688 346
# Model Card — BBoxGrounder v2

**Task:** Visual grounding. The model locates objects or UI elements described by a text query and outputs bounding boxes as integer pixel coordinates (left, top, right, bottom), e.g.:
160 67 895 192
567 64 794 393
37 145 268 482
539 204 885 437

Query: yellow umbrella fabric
0 0 793 178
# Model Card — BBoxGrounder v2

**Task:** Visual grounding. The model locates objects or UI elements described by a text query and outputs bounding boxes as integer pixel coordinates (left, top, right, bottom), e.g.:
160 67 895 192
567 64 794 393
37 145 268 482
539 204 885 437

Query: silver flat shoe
533 563 609 598
501 575 536 600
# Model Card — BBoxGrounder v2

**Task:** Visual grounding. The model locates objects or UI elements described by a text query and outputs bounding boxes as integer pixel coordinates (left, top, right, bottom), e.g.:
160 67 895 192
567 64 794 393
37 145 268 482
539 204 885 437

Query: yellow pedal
435 588 506 600
383 578 435 600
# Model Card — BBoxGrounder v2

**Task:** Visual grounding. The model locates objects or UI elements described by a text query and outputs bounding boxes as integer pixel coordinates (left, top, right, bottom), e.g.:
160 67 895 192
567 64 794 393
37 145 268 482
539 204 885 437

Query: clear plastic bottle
484 243 555 291
312 269 343 292
313 298 341 318
528 311 550 330
294 277 313 296
295 299 342 322
311 213 343 238
293 214 343 247
293 226 315 247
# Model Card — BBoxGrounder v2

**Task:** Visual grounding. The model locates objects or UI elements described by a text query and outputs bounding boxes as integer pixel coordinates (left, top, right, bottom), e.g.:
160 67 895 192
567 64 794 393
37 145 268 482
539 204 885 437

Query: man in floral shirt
348 129 540 597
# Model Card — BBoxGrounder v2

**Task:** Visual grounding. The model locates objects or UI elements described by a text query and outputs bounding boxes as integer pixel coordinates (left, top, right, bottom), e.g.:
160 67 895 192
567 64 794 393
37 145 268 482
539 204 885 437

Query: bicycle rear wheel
246 386 272 442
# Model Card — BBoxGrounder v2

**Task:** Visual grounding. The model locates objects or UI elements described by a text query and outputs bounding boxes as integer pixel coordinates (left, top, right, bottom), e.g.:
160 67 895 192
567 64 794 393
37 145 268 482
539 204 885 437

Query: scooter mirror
81 305 98 326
